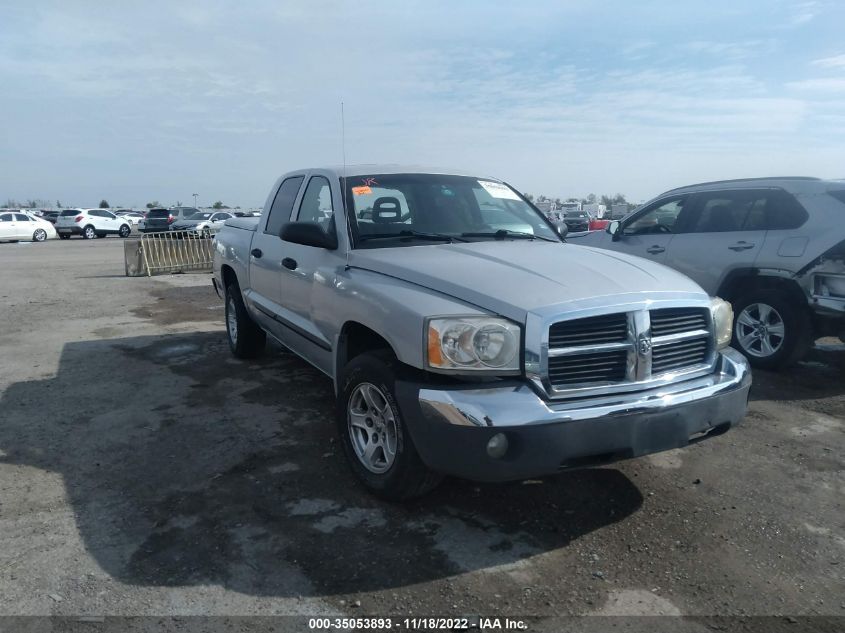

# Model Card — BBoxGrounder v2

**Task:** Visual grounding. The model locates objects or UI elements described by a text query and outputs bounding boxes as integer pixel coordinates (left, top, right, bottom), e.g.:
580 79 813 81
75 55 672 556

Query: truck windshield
343 174 560 248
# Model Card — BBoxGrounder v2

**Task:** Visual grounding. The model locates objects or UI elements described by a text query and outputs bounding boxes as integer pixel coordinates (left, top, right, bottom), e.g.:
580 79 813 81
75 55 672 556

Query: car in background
171 211 233 236
588 217 610 231
0 211 58 242
575 177 845 368
139 207 198 233
121 211 146 226
562 208 590 233
54 208 132 239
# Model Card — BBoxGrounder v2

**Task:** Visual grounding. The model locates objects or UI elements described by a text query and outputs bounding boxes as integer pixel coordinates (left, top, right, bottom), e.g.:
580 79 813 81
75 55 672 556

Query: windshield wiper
359 230 468 243
461 229 558 243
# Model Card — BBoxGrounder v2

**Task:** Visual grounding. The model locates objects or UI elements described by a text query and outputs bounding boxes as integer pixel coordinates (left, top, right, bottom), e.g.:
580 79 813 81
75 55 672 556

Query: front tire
732 289 812 370
119 224 131 238
33 229 47 242
336 351 442 500
224 282 266 358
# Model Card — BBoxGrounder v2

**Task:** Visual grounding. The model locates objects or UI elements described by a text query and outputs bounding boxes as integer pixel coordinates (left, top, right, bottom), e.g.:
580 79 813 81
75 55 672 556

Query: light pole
192 193 199 208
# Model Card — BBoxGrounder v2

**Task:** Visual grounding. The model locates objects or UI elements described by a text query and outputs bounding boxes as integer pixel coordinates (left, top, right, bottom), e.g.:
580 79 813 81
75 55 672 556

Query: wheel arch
717 269 807 307
336 321 396 373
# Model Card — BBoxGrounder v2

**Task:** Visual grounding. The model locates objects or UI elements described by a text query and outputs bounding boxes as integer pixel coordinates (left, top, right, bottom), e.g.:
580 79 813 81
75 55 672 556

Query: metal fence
124 229 220 276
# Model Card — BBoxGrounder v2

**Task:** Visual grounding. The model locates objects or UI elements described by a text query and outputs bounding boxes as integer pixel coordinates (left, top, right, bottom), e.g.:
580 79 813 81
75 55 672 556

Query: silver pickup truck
213 166 750 499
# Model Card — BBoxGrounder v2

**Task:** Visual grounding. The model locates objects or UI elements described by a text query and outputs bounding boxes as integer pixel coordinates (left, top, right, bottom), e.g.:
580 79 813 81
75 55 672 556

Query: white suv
55 208 132 240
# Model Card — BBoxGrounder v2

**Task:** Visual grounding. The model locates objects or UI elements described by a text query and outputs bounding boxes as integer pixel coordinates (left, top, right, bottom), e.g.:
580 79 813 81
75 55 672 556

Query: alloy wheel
347 382 398 474
736 302 785 358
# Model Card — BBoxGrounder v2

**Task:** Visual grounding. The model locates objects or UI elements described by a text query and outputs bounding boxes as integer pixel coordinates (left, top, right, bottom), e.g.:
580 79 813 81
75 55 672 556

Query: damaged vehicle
213 167 750 499
575 178 845 368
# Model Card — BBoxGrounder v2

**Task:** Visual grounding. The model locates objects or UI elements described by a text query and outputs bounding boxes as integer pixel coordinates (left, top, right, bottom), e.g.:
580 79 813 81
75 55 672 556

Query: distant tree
99 199 110 209
56 200 63 208
600 194 613 207
146 201 160 209
565 197 579 203
175 200 183 206
612 193 627 204
553 198 562 206
523 193 534 202
536 195 548 203
212 201 225 209
585 193 597 204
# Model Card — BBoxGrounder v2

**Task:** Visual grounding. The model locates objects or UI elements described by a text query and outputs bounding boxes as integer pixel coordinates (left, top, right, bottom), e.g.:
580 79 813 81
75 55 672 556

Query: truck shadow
749 342 845 403
0 332 642 597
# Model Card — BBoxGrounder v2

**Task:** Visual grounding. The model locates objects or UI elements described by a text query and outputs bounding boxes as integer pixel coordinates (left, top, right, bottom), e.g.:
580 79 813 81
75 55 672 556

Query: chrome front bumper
396 349 751 482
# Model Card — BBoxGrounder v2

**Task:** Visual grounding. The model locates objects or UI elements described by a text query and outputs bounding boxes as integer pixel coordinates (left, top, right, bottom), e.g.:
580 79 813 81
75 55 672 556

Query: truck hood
347 241 706 321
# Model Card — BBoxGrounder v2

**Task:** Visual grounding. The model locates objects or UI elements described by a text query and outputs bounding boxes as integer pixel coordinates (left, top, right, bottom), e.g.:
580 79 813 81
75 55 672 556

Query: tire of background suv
59 234 70 240
224 282 266 358
119 224 131 238
731 289 812 370
82 225 96 239
33 229 47 242
336 351 443 500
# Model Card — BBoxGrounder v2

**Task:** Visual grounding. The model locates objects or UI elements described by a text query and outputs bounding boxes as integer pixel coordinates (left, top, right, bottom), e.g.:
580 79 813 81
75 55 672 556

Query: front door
277 174 339 373
0 213 16 240
600 195 692 264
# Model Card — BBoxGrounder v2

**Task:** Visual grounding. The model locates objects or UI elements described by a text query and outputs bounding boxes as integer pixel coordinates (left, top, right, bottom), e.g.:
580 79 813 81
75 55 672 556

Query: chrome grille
545 306 713 396
650 308 708 337
548 313 627 346
652 338 709 374
548 350 628 386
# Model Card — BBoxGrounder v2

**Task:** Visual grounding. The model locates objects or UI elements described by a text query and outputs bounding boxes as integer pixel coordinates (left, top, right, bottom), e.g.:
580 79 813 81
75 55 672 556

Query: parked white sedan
0 211 58 242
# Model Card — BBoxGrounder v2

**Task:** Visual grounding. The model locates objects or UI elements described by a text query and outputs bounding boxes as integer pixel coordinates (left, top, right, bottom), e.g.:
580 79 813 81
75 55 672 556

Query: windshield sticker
478 180 520 200
352 186 372 195
362 177 378 186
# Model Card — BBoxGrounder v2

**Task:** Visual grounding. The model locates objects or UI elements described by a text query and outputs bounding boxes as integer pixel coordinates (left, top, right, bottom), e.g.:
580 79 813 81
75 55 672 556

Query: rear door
662 189 769 295
245 175 305 340
13 214 34 239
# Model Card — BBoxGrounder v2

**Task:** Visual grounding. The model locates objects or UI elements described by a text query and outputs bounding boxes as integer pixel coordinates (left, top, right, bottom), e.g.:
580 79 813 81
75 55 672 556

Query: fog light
486 433 509 459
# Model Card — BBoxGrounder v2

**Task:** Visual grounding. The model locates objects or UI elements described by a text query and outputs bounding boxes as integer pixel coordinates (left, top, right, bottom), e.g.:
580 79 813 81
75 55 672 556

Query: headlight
427 317 521 372
710 297 733 349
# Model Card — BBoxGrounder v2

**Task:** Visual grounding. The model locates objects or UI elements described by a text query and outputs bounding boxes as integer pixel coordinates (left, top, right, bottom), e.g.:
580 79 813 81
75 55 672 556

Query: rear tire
82 225 96 240
59 234 70 240
224 282 266 358
731 289 812 370
336 351 443 500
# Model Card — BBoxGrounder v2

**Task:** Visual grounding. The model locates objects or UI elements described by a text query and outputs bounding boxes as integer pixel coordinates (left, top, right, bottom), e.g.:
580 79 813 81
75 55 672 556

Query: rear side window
265 176 304 236
761 190 808 230
60 210 79 217
0 214 12 222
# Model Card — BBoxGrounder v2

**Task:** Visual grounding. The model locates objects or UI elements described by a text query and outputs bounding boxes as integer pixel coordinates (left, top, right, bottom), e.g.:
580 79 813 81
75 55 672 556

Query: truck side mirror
607 220 621 241
280 221 338 250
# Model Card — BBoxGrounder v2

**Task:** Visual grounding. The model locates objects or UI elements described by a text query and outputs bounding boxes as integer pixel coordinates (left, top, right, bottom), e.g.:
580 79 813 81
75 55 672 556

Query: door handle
282 257 298 270
250 248 262 258
728 242 755 251
646 246 665 254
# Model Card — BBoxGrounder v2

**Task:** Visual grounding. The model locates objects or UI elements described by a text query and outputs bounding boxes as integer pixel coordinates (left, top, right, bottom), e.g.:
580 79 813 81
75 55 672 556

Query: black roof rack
666 176 821 193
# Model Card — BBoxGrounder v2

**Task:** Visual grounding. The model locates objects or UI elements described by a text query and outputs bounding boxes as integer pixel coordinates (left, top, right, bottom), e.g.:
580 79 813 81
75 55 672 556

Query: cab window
624 197 688 235
296 176 334 235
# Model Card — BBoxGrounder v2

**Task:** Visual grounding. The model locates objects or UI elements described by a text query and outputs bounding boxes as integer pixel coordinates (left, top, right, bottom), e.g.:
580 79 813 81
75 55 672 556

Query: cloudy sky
1 0 843 207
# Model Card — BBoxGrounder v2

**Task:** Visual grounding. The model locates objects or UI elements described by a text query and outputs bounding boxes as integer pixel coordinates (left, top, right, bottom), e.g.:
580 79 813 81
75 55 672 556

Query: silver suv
578 177 845 369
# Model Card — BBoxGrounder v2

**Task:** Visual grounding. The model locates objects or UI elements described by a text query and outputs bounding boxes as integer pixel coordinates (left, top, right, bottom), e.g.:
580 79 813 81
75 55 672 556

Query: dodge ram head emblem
638 335 652 355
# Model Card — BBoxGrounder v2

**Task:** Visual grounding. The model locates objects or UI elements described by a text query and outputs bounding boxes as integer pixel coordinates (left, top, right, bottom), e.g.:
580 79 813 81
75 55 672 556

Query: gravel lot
0 238 843 630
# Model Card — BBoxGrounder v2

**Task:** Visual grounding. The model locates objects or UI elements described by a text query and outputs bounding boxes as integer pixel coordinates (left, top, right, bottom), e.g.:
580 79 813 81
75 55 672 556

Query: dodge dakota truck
212 166 751 499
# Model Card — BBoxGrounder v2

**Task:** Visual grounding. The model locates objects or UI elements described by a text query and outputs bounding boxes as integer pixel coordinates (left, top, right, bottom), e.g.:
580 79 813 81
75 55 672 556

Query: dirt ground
0 238 843 631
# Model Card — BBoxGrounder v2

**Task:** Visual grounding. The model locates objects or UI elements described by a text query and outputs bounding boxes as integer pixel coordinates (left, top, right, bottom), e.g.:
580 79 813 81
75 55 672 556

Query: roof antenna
341 100 351 271
341 100 347 176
